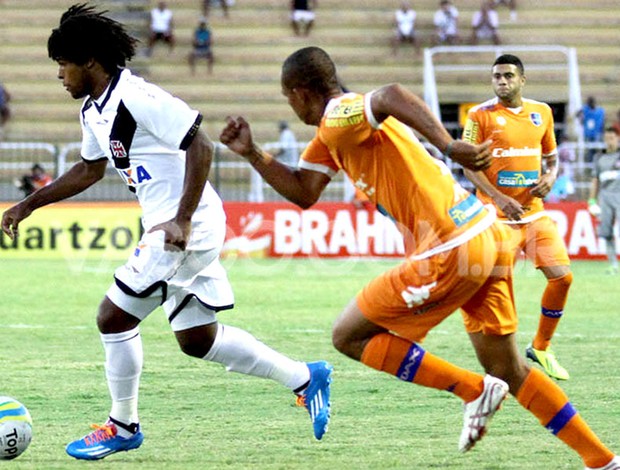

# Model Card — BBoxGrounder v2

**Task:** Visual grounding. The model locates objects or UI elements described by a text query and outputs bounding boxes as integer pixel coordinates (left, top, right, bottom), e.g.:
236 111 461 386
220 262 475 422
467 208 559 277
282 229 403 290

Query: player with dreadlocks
2 4 332 460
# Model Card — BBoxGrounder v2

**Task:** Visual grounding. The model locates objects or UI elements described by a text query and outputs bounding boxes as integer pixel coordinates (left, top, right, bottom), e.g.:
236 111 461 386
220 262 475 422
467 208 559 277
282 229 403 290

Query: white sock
101 327 143 433
204 324 310 392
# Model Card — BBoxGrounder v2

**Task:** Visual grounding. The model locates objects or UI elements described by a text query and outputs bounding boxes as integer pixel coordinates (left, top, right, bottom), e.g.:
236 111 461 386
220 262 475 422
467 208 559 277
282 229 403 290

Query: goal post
423 45 583 141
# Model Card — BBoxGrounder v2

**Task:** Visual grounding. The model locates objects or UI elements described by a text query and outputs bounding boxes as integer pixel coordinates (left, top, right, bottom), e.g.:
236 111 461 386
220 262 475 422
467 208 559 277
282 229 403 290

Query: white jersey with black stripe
79 68 224 234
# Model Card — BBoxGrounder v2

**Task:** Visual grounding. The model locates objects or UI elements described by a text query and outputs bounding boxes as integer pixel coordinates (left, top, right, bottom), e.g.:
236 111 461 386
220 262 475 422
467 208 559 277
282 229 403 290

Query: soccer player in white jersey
1 4 332 460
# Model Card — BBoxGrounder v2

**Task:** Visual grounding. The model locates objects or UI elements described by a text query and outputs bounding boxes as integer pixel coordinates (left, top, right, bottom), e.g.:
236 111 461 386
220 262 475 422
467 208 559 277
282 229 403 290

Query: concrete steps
1 0 619 146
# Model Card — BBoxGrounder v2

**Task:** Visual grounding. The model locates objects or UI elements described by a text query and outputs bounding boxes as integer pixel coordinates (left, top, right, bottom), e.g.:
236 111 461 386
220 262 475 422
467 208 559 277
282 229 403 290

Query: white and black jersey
79 68 224 234
595 151 620 196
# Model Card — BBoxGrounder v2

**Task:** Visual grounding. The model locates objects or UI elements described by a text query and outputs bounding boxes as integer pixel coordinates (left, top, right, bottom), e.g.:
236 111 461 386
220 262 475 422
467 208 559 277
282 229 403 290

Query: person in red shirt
14 163 53 197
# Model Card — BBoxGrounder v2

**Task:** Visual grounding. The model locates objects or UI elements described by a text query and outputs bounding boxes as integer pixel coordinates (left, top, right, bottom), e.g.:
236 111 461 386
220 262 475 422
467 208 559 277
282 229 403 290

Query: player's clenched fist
220 116 255 158
447 139 492 172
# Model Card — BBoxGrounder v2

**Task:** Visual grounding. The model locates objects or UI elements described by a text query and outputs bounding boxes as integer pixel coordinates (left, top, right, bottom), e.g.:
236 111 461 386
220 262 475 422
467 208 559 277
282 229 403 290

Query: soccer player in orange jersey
462 54 572 381
220 46 619 468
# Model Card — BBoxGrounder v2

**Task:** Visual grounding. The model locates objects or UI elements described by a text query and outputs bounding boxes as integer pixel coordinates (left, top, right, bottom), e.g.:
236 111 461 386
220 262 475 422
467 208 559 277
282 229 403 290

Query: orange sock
516 368 613 468
534 272 572 350
360 332 484 402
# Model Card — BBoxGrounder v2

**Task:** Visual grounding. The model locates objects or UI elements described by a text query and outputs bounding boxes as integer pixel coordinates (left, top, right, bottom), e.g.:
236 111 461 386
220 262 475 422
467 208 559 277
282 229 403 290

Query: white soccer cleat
586 456 620 470
459 374 509 452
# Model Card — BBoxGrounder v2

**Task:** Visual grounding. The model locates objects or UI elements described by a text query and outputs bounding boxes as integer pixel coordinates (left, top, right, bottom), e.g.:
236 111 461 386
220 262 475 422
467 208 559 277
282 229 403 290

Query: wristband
588 198 597 206
445 141 455 158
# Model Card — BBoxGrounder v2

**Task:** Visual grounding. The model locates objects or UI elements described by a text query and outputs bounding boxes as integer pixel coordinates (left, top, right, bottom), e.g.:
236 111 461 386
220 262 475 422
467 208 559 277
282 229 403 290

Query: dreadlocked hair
48 3 137 74
282 47 339 96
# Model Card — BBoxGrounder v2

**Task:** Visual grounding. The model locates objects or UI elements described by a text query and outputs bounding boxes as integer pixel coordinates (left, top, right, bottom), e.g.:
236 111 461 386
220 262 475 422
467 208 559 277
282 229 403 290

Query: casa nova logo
497 170 539 187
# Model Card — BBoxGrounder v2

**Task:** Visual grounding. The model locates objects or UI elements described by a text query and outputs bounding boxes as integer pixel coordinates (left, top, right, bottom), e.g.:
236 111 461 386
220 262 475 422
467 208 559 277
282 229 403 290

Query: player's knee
175 324 218 358
331 324 368 360
178 342 207 358
331 324 348 355
552 271 573 291
96 297 140 334
332 323 360 359
602 234 615 244
332 300 378 360
177 337 211 358
484 359 529 393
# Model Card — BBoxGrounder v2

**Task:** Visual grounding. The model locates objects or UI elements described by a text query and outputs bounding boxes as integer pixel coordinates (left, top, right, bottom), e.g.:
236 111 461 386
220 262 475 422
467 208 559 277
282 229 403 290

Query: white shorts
106 227 234 331
292 10 315 23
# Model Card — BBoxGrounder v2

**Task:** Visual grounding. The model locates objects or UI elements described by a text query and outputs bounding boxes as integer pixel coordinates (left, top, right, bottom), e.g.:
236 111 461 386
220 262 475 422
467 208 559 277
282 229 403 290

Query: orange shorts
356 221 517 343
504 215 570 268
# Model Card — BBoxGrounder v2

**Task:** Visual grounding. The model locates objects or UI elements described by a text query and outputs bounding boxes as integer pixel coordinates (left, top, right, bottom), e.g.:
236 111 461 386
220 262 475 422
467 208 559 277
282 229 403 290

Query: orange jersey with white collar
299 92 494 258
462 97 557 222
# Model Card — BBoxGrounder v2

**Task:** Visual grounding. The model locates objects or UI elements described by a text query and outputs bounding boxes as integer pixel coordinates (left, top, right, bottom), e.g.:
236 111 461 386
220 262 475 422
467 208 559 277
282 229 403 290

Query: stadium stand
1 0 619 145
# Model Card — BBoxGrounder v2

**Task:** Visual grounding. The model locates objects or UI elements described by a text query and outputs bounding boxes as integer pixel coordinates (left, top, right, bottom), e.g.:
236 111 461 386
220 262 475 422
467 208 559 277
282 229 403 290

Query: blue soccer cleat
66 421 144 460
296 361 333 440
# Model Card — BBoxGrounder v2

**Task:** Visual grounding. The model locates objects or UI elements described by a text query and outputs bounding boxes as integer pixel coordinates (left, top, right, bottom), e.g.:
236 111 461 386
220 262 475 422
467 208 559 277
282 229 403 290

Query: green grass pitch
1 257 618 469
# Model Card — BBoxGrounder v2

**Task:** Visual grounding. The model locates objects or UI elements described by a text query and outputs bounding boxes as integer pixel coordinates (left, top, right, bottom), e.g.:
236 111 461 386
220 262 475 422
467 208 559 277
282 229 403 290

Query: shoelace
83 423 116 446
295 395 306 408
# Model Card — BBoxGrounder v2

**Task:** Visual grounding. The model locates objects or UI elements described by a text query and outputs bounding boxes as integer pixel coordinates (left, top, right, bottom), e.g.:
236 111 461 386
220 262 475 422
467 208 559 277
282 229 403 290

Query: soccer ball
0 397 32 460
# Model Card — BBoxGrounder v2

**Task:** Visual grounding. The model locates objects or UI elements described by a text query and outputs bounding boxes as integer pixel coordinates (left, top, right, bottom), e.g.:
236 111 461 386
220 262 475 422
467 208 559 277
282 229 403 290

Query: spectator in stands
577 96 606 163
391 1 420 56
188 18 214 75
546 166 575 202
0 81 11 140
471 0 500 45
275 121 298 166
546 139 576 202
557 133 577 184
433 0 459 45
202 0 230 19
611 109 620 136
494 0 517 22
290 0 317 37
147 1 175 56
14 163 53 198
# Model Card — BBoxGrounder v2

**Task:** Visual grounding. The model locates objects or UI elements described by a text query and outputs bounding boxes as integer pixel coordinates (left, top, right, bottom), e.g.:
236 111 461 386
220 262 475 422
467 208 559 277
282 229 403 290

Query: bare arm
177 129 212 221
148 129 212 250
370 83 491 170
1 158 107 239
464 167 527 221
530 152 558 198
220 116 330 208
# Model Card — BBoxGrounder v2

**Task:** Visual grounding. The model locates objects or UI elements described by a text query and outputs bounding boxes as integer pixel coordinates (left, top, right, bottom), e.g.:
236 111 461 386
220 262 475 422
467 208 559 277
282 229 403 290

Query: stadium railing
0 140 602 202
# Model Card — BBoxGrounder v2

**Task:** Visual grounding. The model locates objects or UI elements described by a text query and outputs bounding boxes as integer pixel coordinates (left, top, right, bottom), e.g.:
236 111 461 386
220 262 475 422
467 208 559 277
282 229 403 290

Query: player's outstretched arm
220 116 330 208
370 83 492 171
1 159 107 239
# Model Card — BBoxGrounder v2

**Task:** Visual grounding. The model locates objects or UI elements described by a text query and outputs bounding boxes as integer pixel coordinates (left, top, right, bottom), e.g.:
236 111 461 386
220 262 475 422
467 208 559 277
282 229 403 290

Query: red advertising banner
222 201 616 260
